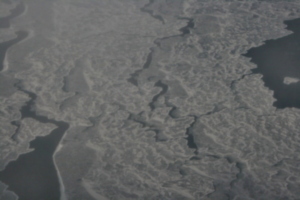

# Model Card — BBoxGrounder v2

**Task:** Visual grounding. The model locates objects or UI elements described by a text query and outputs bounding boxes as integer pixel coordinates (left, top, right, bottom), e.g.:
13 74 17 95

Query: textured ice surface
1 0 300 199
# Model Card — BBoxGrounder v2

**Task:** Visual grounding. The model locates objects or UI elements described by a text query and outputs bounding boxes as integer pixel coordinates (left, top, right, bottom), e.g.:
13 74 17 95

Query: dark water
0 85 70 200
0 77 69 200
0 2 27 72
0 87 70 200
244 18 300 109
0 122 69 200
0 3 69 200
0 30 28 71
0 2 25 28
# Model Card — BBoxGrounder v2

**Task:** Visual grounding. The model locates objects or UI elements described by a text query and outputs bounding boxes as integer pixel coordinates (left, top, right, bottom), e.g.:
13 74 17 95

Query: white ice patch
283 77 300 85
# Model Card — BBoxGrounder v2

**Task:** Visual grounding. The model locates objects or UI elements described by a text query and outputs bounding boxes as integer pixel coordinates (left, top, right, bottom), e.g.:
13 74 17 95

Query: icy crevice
127 14 194 87
128 112 165 142
148 80 168 111
128 112 154 129
203 156 249 200
127 48 154 86
225 156 247 189
140 0 165 24
125 4 197 146
185 115 198 153
147 80 181 119
229 72 253 93
178 17 194 36
186 105 225 158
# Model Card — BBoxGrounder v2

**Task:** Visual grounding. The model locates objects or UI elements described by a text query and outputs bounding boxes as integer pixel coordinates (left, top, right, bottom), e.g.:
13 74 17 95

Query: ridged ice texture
1 0 300 199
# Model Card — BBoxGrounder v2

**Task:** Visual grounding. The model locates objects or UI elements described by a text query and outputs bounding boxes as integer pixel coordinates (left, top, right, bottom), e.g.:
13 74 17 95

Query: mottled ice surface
1 0 300 199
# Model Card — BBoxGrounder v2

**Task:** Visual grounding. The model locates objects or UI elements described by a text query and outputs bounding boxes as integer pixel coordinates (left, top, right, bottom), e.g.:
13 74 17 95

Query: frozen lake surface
1 0 300 200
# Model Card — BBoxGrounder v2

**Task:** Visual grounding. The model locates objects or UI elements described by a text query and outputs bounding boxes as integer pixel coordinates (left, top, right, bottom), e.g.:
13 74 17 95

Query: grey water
0 3 69 200
244 18 300 109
